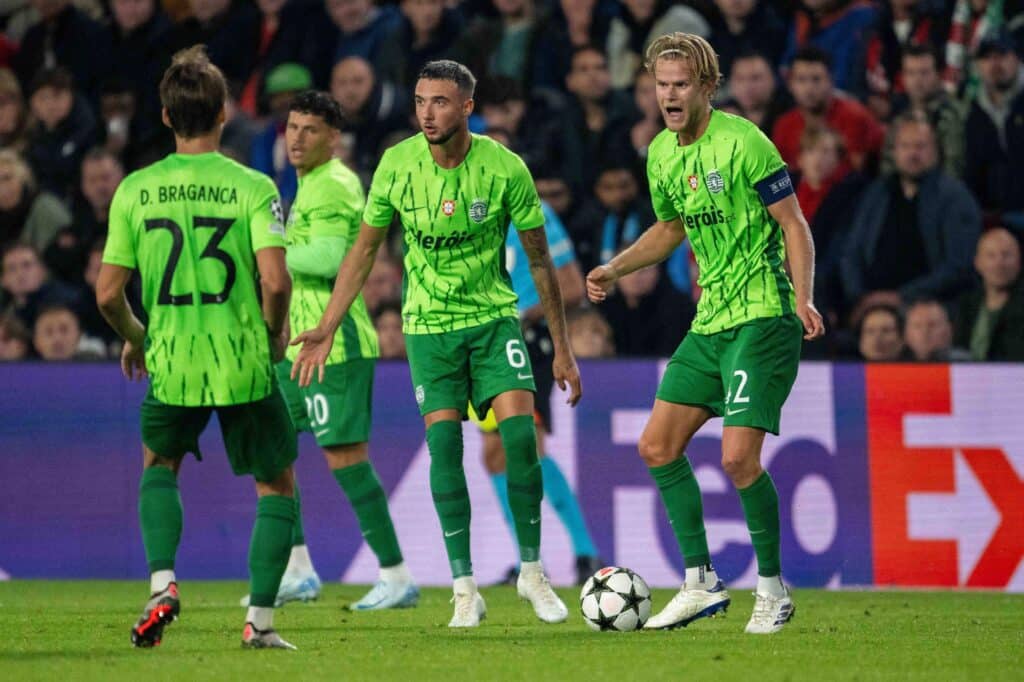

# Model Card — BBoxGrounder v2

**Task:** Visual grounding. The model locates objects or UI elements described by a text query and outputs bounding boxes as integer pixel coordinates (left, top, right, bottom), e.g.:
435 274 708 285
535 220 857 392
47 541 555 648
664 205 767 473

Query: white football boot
448 581 487 628
517 562 568 624
643 580 731 630
745 586 796 634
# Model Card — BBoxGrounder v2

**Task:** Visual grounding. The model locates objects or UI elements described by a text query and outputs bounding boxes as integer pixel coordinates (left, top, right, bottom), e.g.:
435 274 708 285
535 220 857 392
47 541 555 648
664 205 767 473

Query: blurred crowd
1 0 1023 364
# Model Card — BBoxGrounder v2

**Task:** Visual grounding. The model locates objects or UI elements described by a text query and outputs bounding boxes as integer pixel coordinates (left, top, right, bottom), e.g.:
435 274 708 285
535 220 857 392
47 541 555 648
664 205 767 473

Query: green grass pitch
1 581 1022 681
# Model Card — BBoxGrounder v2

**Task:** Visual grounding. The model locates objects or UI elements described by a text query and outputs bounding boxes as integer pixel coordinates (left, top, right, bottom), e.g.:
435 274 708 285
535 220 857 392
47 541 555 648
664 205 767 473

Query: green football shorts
275 358 375 447
139 384 298 483
655 314 803 435
405 317 537 418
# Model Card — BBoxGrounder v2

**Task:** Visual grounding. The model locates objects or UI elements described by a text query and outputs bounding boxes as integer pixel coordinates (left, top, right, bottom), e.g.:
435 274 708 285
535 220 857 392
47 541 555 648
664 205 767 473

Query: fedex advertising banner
1 362 1021 590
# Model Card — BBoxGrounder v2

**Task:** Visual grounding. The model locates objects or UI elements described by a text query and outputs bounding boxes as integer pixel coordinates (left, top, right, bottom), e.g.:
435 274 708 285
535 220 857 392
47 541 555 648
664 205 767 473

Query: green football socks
291 483 305 547
649 456 711 569
498 415 542 563
248 495 295 608
138 466 183 573
426 420 472 578
738 471 782 577
334 461 403 568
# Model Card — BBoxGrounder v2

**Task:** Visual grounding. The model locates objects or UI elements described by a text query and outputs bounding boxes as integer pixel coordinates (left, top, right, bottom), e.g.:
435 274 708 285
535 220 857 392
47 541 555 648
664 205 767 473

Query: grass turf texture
1 582 1022 681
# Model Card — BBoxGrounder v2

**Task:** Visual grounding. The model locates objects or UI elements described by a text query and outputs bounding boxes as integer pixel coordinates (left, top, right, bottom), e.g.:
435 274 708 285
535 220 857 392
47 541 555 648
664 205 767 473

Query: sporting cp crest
705 170 725 193
688 175 699 191
469 199 488 223
442 199 456 217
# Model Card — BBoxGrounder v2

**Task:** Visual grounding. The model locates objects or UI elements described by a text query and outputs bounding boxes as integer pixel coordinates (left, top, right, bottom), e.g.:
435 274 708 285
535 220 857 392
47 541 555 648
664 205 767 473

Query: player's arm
96 263 148 378
519 226 582 406
285 236 346 278
256 246 291 360
586 217 686 303
767 195 825 340
523 261 584 323
290 222 387 386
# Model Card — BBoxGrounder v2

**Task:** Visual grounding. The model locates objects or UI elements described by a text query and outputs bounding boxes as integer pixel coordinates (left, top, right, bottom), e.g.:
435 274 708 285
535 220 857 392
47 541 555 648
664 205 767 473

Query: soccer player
470 199 602 585
96 46 299 650
586 33 825 634
291 60 583 628
239 90 418 610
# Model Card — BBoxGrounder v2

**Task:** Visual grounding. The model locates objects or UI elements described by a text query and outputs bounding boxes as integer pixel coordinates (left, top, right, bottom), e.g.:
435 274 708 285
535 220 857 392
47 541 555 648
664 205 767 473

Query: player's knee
324 443 368 470
638 436 674 468
482 443 506 474
256 466 295 497
720 452 759 486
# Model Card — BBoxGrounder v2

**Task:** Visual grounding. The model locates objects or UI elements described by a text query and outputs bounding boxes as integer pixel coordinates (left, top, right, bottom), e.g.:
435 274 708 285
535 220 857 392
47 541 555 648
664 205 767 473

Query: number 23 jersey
103 152 286 406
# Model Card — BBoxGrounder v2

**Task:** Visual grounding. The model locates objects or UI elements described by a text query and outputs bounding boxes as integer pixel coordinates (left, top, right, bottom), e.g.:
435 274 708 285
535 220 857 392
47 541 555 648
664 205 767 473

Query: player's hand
121 340 147 381
290 325 334 387
585 265 618 303
797 301 825 340
552 350 582 407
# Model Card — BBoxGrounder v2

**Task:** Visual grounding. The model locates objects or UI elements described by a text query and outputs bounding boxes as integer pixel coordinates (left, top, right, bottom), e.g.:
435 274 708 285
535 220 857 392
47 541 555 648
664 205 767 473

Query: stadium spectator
164 0 262 86
773 46 885 173
32 303 104 360
963 30 1024 220
12 0 111 101
361 253 402 316
44 149 124 283
708 0 787 82
1 242 81 330
943 0 1018 94
104 0 172 147
250 62 312 207
0 150 72 253
476 76 564 172
377 0 464 91
323 0 400 67
883 44 966 178
0 68 30 153
601 261 695 357
781 0 878 96
570 160 652 273
567 307 615 358
373 299 406 359
222 88 262 164
546 0 616 84
629 69 661 157
561 45 633 196
605 0 709 90
793 127 868 318
718 51 792 135
904 298 968 361
840 116 981 314
330 57 409 174
24 67 98 199
863 0 950 119
0 313 30 360
451 0 564 91
953 226 1024 360
857 303 906 361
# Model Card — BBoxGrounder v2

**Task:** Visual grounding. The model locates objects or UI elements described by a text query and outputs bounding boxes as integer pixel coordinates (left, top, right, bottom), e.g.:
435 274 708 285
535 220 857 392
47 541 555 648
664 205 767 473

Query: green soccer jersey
102 152 286 406
363 133 545 334
647 110 796 335
285 158 378 364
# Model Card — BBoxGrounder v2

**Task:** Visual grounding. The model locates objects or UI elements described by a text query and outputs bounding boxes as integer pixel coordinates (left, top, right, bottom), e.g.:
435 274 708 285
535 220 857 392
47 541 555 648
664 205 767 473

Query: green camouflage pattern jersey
285 158 378 364
647 110 796 335
363 133 545 334
103 152 286 406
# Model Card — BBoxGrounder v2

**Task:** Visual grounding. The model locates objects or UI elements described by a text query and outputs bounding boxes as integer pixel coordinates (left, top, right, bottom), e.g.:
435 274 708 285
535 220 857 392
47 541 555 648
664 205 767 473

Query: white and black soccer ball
579 566 651 632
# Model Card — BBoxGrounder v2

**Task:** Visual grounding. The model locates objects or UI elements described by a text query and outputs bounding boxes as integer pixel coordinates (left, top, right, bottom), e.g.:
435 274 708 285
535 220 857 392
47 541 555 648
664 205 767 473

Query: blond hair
644 33 722 95
0 149 35 190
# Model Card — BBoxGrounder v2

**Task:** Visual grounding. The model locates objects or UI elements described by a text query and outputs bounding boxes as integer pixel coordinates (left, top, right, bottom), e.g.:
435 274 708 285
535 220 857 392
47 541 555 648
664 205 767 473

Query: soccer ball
579 567 651 631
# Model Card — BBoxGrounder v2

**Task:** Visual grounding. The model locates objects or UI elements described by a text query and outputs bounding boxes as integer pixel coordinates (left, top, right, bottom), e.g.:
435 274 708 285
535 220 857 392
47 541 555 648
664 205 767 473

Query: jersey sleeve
362 149 397 228
647 151 680 221
249 173 287 252
102 180 136 268
308 176 362 241
506 153 545 231
541 203 575 268
742 125 794 207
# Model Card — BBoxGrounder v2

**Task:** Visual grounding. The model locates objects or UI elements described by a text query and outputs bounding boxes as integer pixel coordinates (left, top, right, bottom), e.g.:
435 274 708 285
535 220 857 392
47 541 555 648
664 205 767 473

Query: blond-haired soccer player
587 33 824 634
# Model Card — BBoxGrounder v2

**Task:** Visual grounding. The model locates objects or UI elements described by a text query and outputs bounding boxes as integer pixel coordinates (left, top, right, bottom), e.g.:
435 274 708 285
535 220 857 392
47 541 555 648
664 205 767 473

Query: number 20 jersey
103 152 287 406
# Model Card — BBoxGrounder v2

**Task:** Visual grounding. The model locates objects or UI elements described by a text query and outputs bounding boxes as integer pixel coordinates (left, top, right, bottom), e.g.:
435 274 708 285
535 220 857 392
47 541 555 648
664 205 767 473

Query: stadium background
1 0 1023 594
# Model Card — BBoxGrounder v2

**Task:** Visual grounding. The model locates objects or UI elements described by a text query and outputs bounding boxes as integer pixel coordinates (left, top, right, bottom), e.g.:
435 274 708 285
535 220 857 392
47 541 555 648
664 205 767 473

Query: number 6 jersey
102 151 287 406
